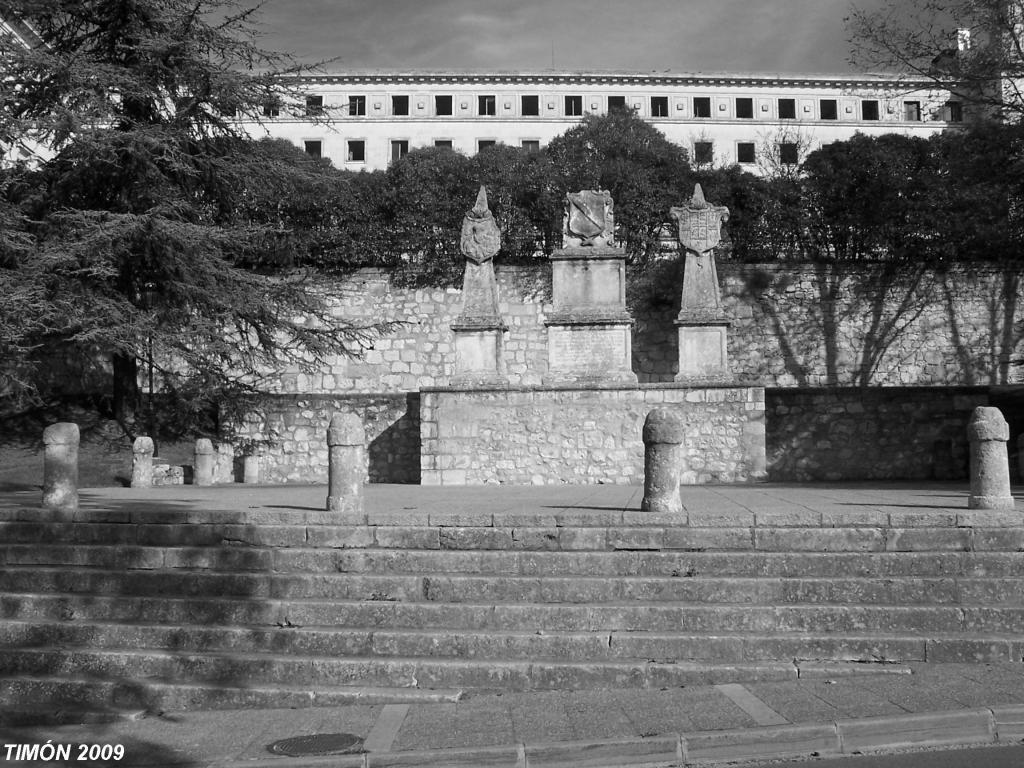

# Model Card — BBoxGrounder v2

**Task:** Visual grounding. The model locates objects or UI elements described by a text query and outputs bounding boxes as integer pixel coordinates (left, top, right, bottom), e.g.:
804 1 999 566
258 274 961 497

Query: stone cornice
284 70 941 90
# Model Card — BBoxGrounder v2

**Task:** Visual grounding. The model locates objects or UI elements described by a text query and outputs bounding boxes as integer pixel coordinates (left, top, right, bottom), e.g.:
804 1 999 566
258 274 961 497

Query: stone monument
450 186 507 385
544 190 636 384
669 185 731 382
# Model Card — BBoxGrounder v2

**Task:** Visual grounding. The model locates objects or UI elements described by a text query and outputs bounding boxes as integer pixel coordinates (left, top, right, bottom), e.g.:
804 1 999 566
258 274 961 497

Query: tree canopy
0 0 389 436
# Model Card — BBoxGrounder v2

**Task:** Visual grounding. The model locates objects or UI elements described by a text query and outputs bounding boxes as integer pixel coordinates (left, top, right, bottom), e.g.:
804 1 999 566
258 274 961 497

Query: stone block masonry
264 263 1024 396
420 385 766 486
767 387 989 482
235 394 420 484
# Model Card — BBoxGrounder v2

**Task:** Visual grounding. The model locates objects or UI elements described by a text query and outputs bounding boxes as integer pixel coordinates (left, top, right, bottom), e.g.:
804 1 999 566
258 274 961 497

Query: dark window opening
390 140 408 162
778 98 796 119
565 95 583 116
347 140 365 162
303 140 322 158
304 95 323 117
944 100 963 122
479 95 496 116
694 97 712 118
651 96 669 117
737 142 756 164
521 139 540 152
435 95 453 116
434 139 453 149
904 101 921 121
262 100 280 118
820 99 838 120
608 95 628 112
521 95 539 116
694 141 714 165
779 142 799 165
477 140 497 151
862 100 880 120
348 96 366 116
736 98 754 119
392 95 409 116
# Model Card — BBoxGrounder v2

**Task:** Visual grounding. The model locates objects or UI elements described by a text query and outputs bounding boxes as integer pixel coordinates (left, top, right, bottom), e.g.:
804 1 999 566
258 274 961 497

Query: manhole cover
267 733 364 757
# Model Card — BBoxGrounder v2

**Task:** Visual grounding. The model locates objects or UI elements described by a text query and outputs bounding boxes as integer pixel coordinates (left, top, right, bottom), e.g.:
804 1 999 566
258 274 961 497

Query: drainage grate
267 733 364 757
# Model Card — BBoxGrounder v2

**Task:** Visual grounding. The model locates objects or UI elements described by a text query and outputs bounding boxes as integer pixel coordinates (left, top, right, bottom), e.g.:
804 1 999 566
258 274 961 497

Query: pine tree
0 0 384 436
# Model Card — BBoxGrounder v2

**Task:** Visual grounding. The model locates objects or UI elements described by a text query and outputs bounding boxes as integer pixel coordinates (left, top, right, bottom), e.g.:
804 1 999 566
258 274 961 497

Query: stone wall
230 262 1024 485
420 385 766 486
266 262 1024 395
766 387 991 482
633 261 1024 387
235 394 419 484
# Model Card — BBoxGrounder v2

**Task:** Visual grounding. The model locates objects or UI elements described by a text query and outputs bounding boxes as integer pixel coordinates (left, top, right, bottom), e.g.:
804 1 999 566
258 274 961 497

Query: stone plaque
548 325 630 372
670 184 729 254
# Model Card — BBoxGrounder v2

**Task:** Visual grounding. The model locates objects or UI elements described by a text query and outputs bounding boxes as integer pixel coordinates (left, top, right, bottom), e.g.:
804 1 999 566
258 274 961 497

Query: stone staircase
1 489 1023 722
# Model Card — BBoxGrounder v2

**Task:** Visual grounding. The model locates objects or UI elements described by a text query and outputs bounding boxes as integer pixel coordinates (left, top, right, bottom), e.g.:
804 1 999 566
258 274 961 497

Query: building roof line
283 69 942 89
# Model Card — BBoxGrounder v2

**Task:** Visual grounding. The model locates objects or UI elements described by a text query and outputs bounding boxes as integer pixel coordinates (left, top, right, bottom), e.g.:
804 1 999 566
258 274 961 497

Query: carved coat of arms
564 190 614 248
669 184 729 254
460 186 501 264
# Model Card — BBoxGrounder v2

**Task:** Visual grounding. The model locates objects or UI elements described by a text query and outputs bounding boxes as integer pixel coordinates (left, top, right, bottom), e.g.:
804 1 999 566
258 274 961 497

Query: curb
204 704 1024 768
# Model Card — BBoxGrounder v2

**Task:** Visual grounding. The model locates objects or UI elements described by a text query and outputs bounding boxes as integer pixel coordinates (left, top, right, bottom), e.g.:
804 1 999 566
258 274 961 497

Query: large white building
250 70 969 172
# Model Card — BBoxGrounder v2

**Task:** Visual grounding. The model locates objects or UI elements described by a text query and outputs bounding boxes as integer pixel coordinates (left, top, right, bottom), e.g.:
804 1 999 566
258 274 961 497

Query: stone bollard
327 413 366 514
42 422 79 514
194 438 215 487
131 436 155 488
641 409 686 514
968 406 1014 510
243 454 260 485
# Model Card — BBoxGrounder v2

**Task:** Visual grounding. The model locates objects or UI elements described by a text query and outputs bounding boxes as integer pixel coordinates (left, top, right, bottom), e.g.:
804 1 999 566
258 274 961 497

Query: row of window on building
302 137 801 166
287 94 963 123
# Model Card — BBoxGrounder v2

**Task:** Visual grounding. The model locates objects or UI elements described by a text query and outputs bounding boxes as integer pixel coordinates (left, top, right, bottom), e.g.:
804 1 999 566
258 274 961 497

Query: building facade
248 71 969 172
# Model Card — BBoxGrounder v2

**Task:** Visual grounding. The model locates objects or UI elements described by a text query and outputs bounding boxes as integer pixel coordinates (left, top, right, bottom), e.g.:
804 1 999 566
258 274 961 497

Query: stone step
1 521 1022 551
4 545 1024 578
0 674 463 723
0 646 878 693
0 620 1016 664
4 567 1024 605
5 594 1022 632
4 505 1017 530
4 505 1019 536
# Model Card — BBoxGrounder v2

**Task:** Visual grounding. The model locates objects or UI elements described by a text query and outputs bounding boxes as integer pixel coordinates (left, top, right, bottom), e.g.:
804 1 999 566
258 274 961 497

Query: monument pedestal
544 246 636 385
675 314 731 383
545 317 636 385
450 320 507 387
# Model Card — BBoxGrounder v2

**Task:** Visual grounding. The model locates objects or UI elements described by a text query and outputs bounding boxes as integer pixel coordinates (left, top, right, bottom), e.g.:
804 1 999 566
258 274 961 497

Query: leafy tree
847 0 1024 120
0 0 388 435
545 110 692 262
800 133 941 260
378 146 476 285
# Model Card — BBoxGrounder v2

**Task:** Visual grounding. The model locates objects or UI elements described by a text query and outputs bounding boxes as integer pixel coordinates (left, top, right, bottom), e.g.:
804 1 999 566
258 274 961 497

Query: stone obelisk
450 186 507 385
669 184 731 382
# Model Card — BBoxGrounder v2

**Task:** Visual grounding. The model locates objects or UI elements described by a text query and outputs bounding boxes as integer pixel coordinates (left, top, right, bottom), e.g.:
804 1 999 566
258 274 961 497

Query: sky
252 0 890 75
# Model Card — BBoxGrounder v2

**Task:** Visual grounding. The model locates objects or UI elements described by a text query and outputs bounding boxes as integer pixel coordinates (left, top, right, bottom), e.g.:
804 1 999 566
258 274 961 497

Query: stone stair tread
1 520 1022 553
4 546 1024 579
0 672 465 719
3 617 1020 642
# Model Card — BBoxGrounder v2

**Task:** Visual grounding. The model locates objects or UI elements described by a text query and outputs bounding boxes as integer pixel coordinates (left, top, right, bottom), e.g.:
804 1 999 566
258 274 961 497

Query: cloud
253 0 872 74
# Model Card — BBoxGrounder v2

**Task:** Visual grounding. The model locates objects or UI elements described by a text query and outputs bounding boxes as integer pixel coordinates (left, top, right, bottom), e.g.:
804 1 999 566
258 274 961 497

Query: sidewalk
3 663 1024 767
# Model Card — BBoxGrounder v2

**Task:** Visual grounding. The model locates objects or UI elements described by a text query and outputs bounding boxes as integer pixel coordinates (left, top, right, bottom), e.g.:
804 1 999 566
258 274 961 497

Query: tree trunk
112 353 139 425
